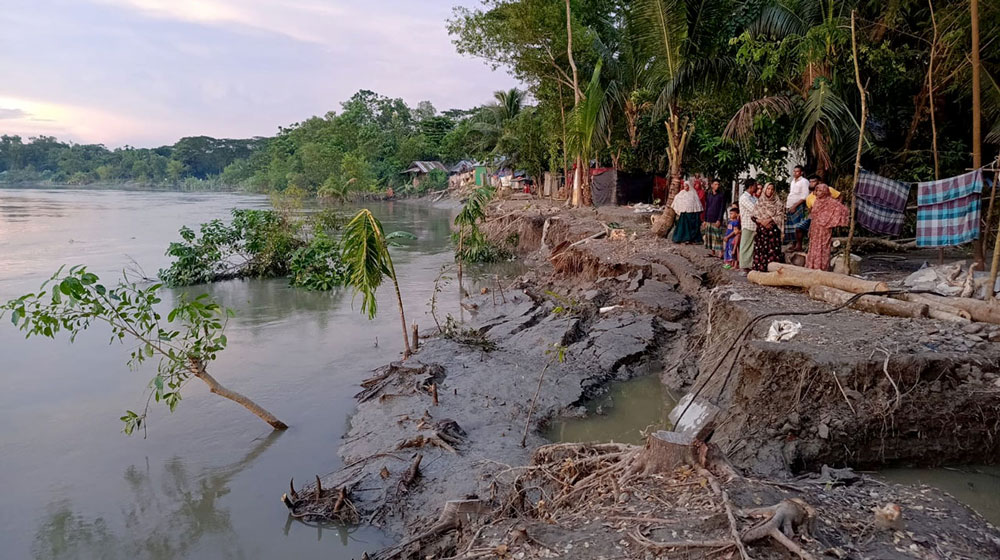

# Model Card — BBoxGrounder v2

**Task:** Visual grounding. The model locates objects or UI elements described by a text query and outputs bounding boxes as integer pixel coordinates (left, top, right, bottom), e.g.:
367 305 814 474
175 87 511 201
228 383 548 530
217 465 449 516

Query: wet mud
286 199 1000 558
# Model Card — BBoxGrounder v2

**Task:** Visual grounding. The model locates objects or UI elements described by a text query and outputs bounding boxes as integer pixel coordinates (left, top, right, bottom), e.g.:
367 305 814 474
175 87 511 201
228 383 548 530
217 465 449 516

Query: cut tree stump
750 263 889 294
808 286 928 318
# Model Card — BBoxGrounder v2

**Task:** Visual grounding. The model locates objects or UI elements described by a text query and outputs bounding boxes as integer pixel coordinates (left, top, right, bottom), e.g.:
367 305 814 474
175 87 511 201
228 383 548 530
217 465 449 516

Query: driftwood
373 498 490 560
742 498 817 560
750 263 889 293
808 285 928 318
916 293 1000 325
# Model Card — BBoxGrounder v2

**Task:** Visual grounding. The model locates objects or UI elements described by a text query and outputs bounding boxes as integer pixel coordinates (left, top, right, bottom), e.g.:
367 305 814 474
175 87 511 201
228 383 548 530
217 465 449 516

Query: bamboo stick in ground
808 285 928 318
750 263 889 293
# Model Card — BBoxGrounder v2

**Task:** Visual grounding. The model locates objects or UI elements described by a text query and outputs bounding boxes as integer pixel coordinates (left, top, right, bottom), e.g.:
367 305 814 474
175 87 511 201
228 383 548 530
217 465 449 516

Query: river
0 188 473 559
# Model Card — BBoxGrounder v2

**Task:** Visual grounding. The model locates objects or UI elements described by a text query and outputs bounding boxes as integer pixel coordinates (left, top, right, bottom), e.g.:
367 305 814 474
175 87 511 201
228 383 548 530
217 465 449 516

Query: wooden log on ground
754 263 889 293
913 293 1000 325
894 293 972 320
832 236 908 252
808 286 928 318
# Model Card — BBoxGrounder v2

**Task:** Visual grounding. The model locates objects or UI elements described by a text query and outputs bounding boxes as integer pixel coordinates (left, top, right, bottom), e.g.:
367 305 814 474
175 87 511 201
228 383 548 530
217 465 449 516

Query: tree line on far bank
0 88 543 197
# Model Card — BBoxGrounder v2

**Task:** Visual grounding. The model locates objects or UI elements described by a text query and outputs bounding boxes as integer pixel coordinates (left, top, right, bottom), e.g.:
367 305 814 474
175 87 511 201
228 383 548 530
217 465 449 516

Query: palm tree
342 209 412 359
568 60 609 205
723 0 861 176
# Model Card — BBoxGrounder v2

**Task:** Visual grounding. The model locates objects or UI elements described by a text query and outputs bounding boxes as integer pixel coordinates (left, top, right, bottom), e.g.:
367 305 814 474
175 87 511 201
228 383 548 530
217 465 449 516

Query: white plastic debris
728 292 758 302
599 305 621 314
766 320 802 342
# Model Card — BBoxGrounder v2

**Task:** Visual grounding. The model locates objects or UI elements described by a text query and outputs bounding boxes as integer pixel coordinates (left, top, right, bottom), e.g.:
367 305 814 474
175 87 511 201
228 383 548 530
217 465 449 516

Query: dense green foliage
1 267 233 434
158 209 347 290
454 185 512 263
0 134 263 189
450 0 1000 188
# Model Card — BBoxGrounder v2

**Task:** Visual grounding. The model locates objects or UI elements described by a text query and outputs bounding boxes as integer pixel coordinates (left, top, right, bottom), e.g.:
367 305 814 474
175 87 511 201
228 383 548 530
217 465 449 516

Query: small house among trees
402 161 448 188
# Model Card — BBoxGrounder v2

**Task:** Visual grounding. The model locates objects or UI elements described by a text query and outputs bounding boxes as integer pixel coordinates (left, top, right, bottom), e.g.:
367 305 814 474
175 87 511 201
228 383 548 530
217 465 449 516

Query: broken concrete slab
668 393 720 441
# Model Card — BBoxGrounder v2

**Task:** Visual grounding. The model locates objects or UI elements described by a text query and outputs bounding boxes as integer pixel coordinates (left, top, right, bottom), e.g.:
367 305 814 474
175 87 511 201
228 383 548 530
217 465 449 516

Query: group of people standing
670 166 851 273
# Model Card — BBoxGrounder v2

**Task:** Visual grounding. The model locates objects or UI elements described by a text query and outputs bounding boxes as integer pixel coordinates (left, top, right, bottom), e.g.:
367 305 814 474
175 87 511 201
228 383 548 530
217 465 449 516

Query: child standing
723 206 741 269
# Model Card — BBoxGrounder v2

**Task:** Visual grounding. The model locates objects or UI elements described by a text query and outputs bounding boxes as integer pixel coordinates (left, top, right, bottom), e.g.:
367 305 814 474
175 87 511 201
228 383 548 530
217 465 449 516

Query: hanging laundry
916 169 984 247
855 170 911 235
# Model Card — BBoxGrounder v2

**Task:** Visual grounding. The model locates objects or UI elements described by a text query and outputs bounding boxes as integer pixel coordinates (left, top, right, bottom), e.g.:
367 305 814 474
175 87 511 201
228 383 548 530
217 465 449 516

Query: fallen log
832 236 908 252
894 293 972 321
915 293 1000 325
748 263 889 293
808 286 928 319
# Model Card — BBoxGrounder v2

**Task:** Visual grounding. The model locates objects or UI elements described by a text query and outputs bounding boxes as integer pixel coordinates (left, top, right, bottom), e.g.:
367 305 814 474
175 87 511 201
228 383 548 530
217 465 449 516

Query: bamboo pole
929 1 945 266
844 11 868 271
972 0 985 265
988 155 1000 300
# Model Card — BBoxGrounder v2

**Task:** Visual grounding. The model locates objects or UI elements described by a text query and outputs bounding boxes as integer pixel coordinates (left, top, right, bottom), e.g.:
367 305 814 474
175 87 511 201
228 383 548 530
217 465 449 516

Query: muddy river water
0 188 482 559
1 189 996 560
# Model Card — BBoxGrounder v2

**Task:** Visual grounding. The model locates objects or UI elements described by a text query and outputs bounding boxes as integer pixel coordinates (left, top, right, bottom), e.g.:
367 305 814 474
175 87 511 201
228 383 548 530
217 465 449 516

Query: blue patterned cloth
783 203 809 243
916 169 984 247
855 170 911 235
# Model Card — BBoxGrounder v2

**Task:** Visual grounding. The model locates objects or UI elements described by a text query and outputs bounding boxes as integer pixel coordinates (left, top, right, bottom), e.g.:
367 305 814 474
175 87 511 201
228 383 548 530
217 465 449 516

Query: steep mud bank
698 282 1000 477
286 199 1000 558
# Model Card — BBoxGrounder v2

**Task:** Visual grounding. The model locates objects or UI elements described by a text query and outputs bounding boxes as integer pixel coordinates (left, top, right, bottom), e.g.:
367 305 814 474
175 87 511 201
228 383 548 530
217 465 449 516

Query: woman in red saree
806 184 850 271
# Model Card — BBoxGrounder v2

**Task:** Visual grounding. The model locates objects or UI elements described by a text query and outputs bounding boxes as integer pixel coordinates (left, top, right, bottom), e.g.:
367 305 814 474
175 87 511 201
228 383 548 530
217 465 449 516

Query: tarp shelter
590 169 655 206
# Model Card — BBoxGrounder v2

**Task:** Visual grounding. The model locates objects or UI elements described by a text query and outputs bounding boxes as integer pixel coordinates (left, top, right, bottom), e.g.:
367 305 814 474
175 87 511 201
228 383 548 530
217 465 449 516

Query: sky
0 0 520 148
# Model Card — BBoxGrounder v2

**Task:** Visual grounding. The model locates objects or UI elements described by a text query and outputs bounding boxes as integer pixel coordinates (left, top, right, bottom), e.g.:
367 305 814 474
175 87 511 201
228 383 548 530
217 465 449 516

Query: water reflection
33 432 281 560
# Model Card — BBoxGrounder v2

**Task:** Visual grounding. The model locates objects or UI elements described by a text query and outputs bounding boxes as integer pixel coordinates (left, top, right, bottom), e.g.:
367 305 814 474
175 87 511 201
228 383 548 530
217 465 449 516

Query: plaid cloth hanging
916 169 984 247
856 198 906 235
854 170 911 235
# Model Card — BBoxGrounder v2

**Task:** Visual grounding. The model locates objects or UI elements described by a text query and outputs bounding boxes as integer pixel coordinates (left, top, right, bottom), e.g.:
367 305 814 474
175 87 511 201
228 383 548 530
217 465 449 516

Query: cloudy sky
0 0 519 147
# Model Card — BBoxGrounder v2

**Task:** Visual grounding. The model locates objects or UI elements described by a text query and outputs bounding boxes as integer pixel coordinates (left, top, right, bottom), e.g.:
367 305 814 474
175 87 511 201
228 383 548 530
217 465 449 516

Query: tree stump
630 431 696 475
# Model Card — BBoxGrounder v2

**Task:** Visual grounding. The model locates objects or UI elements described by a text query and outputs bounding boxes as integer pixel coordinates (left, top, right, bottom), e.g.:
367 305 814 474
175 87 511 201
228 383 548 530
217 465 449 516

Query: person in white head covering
670 182 703 244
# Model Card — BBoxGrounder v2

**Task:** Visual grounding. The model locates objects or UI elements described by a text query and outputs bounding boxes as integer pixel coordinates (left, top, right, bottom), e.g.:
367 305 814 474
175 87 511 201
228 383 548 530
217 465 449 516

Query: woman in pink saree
806 184 850 271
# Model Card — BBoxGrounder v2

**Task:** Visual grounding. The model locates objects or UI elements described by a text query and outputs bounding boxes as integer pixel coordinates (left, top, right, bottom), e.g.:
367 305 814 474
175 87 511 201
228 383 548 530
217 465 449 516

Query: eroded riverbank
287 198 1000 559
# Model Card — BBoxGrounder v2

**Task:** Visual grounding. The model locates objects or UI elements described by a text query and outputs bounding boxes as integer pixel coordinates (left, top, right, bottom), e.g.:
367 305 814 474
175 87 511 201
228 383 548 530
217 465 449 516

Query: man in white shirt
738 178 760 272
785 165 810 252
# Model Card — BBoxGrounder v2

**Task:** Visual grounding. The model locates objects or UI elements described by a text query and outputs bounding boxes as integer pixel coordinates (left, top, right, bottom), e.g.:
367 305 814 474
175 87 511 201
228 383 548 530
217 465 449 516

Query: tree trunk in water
191 362 288 430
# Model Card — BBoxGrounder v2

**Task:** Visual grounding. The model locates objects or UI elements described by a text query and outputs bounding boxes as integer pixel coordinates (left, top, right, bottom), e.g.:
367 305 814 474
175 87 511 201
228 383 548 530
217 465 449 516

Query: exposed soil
284 198 1000 559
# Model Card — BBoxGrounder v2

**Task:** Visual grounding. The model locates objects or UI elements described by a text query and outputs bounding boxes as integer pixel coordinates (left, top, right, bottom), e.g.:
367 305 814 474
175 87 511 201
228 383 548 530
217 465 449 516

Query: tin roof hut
402 161 448 188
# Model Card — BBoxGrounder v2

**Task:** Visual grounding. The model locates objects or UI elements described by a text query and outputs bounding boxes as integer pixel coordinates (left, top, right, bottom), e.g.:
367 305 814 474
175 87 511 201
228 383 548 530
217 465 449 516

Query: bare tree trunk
928 0 940 180
651 111 692 236
565 0 583 208
844 11 868 271
558 82 569 200
191 362 288 430
385 255 412 359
